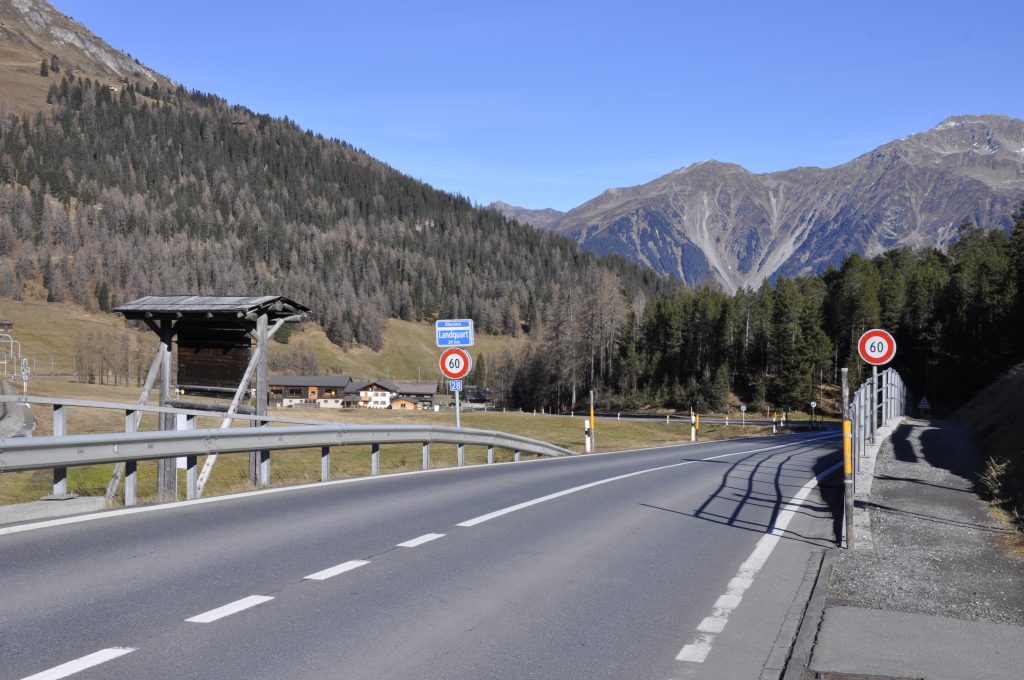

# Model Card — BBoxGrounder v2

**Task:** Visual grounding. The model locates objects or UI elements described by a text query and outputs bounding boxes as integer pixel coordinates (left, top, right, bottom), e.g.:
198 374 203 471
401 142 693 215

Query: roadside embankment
953 360 1024 528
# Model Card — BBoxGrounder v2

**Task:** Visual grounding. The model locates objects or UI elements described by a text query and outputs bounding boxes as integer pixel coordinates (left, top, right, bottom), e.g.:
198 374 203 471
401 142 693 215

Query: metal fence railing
0 395 572 508
842 367 910 548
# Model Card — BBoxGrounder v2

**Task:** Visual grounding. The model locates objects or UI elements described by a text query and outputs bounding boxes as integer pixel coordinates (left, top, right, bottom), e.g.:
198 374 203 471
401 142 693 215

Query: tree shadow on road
641 443 843 549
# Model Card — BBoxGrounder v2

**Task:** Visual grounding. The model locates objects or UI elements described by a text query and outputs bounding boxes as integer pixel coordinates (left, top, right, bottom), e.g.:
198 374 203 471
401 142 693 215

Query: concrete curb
0 497 108 526
850 421 900 551
779 549 836 680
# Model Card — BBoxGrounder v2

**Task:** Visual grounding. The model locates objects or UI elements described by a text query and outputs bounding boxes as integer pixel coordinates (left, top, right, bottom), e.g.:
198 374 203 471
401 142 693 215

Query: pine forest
1 76 1023 418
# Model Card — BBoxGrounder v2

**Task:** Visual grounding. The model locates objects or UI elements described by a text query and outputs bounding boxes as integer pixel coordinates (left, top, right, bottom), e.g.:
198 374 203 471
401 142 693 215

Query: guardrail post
51 404 68 497
422 442 430 470
487 445 494 464
855 389 863 460
457 443 465 467
321 446 331 482
371 443 380 476
884 370 891 424
179 414 199 500
157 320 177 503
259 448 270 487
124 409 137 507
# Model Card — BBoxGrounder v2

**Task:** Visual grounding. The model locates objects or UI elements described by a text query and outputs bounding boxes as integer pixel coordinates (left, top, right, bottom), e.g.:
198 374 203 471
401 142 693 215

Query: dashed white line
304 559 371 581
397 533 445 547
186 595 274 623
675 636 713 663
19 647 135 680
675 460 843 664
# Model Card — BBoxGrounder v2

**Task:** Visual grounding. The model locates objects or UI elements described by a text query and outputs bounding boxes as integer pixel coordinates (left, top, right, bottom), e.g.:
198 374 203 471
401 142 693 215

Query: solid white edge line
457 434 837 527
304 559 370 581
397 533 445 547
19 647 135 680
674 459 843 664
185 595 274 623
0 432 834 538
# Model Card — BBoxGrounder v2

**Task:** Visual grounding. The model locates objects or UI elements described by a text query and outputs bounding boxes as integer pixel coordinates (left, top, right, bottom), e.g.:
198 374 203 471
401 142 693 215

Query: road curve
0 432 841 680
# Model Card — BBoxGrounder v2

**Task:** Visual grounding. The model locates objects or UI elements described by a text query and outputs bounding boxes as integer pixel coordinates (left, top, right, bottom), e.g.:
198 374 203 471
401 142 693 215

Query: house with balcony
349 379 398 409
269 375 353 408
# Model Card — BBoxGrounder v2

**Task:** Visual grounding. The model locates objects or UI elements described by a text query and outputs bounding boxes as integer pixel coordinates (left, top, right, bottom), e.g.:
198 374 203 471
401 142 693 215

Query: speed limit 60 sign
439 347 472 380
858 329 896 366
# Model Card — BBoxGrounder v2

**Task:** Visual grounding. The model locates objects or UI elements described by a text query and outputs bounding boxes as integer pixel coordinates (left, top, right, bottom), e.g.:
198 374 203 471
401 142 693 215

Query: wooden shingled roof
115 295 309 320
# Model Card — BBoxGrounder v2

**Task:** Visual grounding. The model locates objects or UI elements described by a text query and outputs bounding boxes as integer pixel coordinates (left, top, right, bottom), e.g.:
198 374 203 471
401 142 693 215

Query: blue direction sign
449 379 463 392
435 319 474 347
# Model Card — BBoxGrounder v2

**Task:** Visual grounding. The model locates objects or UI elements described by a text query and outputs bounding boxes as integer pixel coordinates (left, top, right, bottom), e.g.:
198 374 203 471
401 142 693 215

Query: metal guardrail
0 422 572 470
0 395 572 506
848 367 908 462
842 366 909 548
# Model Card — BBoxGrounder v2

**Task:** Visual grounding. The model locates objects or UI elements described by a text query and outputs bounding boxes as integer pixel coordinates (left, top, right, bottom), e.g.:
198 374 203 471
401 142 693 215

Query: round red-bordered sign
858 329 896 366
439 347 473 380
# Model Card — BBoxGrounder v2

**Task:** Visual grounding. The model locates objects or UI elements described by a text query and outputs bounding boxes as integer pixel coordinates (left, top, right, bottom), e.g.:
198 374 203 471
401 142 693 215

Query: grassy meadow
1 298 778 507
2 374 777 506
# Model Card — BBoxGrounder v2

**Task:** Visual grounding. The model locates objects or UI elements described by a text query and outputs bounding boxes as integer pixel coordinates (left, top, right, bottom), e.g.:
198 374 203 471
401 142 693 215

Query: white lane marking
185 595 274 623
675 636 713 663
675 460 843 664
19 647 135 680
304 559 370 581
697 616 727 633
457 435 837 527
397 533 445 548
0 432 833 538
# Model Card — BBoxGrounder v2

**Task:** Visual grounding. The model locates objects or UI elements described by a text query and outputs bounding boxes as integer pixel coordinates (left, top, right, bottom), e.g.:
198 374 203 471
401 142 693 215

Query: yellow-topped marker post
842 367 855 549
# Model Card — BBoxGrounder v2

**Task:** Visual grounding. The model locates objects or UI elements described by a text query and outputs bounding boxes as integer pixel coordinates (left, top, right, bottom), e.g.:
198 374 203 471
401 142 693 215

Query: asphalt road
0 432 841 680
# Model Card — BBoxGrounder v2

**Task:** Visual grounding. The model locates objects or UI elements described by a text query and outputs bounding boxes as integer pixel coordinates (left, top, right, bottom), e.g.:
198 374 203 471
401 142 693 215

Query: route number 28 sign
439 347 473 380
858 329 896 366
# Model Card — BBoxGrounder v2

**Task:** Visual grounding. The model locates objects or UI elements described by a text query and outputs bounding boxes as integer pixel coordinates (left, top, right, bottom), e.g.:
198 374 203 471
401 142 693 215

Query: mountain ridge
0 0 674 353
496 114 1024 291
0 0 175 114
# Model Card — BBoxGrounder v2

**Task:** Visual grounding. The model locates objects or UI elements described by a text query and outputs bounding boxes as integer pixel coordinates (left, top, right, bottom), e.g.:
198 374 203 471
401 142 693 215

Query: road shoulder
808 418 1024 679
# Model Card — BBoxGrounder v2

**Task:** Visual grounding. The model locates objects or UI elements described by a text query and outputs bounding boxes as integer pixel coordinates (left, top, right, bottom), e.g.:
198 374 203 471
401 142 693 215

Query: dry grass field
270 318 517 381
2 373 777 507
1 298 780 508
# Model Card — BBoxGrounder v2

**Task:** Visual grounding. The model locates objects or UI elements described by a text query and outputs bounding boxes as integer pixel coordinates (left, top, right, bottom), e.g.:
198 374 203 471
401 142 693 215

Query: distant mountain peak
488 201 564 230
497 114 1024 292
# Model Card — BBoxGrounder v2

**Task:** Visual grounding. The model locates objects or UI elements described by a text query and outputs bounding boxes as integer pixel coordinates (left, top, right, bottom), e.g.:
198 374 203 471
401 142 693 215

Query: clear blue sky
52 0 1024 211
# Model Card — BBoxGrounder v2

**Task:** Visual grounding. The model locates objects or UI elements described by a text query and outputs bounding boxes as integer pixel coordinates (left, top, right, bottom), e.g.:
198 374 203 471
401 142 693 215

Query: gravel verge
828 417 1024 625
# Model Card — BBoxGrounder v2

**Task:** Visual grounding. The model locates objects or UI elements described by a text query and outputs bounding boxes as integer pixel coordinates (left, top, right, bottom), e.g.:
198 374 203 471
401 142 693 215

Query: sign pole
455 388 462 429
439 349 471 429
871 364 878 444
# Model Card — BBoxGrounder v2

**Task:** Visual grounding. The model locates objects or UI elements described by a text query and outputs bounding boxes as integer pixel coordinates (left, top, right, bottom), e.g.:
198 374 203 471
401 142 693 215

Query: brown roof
115 295 309 320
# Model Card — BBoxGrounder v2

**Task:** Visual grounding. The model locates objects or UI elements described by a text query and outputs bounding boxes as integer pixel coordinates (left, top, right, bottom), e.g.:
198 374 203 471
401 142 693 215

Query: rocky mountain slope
0 0 174 114
497 115 1024 291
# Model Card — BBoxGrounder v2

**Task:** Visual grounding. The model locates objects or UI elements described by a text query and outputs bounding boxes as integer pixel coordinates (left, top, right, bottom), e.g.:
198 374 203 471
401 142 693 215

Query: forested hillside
487 212 1024 415
0 75 672 349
